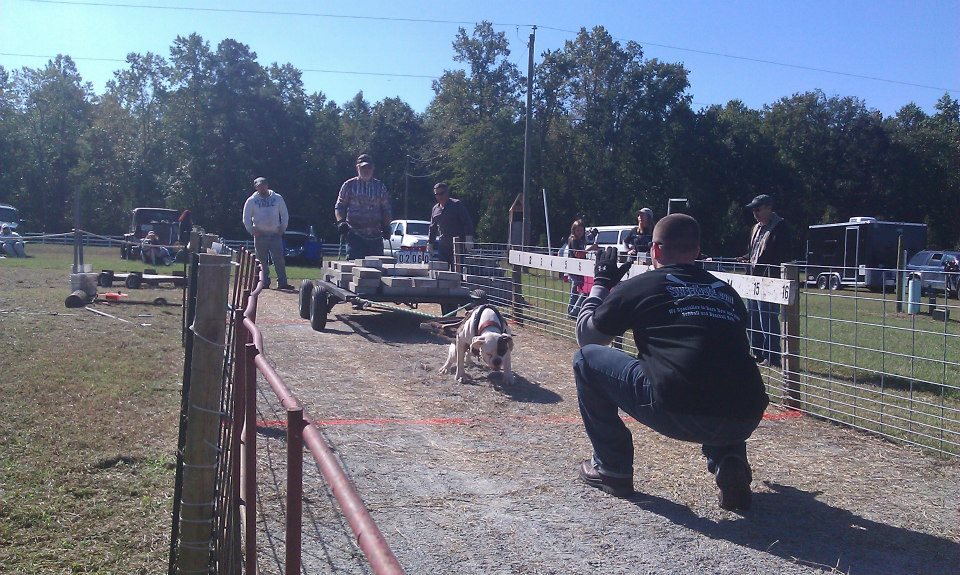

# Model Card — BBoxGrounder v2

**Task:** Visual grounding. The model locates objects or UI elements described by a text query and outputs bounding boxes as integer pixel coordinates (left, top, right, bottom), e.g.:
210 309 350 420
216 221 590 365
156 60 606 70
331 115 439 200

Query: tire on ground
309 284 328 331
125 273 142 289
298 280 314 320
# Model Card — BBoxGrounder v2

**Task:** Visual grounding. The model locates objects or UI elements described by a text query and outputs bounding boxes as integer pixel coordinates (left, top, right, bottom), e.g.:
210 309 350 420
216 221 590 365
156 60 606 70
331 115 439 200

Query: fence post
286 407 304 575
782 263 802 409
176 253 232 574
242 342 259 575
229 294 249 571
511 262 525 326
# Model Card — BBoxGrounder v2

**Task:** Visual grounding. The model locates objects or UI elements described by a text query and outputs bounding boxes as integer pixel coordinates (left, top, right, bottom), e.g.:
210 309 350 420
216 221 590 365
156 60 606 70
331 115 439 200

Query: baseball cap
745 194 773 209
356 154 373 167
637 207 653 218
254 177 268 186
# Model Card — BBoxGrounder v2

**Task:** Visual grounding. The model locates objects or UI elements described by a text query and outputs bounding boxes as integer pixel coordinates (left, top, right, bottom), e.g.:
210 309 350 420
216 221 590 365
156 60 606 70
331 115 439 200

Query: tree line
0 23 957 256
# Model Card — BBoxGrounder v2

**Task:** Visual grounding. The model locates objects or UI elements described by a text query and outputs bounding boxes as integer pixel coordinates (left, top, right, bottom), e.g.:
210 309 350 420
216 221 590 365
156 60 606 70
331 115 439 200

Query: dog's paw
439 365 453 375
455 374 468 384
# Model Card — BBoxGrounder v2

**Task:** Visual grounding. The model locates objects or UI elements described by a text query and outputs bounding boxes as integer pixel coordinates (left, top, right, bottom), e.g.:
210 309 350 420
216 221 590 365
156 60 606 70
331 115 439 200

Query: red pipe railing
234 250 404 575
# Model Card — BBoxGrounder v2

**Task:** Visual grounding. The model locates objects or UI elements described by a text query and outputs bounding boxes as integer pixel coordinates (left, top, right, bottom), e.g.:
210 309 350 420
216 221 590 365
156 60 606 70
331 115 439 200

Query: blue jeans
253 233 287 287
567 282 584 318
346 233 382 261
572 344 761 477
748 298 781 365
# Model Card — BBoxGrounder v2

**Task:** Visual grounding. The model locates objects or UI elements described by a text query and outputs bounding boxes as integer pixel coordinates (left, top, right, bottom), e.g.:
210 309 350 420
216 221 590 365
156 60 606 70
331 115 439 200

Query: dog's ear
497 334 513 354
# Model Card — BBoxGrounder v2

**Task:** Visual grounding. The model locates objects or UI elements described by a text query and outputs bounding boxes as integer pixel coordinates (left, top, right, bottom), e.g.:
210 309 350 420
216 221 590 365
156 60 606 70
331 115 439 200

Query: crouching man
573 214 768 510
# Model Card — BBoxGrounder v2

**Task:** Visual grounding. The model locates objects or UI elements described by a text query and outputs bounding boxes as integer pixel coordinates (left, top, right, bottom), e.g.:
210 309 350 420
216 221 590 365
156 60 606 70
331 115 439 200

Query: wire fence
170 237 405 574
459 243 959 457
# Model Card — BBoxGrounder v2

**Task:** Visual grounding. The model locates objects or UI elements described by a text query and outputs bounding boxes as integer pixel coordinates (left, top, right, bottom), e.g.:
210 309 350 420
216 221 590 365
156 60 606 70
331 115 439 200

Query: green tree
10 56 91 231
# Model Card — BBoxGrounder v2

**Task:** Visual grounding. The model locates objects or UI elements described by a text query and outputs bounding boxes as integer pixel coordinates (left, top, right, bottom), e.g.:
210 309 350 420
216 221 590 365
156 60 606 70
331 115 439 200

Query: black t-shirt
592 264 769 419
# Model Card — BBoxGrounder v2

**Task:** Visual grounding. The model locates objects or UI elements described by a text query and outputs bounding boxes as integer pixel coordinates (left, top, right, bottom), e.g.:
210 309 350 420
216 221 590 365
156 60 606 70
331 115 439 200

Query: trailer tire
98 271 114 288
816 276 828 290
125 273 142 289
829 275 841 290
310 284 329 331
298 280 314 319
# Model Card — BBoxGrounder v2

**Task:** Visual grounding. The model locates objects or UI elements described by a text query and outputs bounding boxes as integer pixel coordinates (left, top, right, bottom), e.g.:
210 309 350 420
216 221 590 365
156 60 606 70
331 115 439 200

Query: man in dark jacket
428 182 474 266
738 194 792 367
573 215 769 510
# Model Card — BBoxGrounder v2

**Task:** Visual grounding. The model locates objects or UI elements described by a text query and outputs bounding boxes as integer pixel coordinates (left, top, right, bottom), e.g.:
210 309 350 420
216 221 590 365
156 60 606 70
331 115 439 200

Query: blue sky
1 0 957 117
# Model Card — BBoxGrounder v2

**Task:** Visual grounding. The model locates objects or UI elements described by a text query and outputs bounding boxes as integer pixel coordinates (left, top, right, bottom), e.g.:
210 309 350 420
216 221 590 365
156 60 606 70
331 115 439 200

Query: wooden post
511 263 525 326
176 253 231 574
782 263 802 409
452 236 461 274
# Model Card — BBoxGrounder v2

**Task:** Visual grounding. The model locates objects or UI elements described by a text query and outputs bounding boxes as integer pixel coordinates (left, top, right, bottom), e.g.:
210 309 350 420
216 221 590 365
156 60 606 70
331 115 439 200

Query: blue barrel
907 277 921 314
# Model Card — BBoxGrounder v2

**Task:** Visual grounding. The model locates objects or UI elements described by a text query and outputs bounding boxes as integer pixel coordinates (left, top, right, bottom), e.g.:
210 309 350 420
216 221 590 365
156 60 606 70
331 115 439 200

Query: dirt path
251 290 959 575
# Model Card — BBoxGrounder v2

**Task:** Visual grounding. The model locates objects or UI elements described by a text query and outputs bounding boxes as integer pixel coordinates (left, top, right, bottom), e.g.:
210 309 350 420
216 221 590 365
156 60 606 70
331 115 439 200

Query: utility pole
404 155 410 220
521 26 536 248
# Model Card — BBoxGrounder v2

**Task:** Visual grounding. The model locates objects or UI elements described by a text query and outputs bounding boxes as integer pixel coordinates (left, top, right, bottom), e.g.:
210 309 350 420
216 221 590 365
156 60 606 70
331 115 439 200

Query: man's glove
593 246 631 289
337 221 350 236
381 224 391 240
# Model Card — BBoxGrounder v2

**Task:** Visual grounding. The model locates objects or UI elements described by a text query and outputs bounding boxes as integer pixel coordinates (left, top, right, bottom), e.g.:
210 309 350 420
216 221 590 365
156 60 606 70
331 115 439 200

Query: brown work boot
578 460 633 497
715 456 753 511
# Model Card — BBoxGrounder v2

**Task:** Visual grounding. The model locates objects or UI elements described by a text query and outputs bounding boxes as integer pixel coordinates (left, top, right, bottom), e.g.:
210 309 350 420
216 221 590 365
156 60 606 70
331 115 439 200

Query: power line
16 0 959 93
537 25 958 93
0 52 439 80
0 51 126 63
22 0 531 27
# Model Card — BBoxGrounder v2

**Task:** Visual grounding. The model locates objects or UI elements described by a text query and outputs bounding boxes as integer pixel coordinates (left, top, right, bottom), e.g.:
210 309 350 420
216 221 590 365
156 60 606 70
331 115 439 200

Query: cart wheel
310 284 329 331
829 275 841 290
125 273 142 289
298 280 314 319
98 271 113 288
153 297 168 306
816 276 828 290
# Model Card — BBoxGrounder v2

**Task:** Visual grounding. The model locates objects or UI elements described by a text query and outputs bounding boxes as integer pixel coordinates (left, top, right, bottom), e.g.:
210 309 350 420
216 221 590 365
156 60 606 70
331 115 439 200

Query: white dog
439 304 514 384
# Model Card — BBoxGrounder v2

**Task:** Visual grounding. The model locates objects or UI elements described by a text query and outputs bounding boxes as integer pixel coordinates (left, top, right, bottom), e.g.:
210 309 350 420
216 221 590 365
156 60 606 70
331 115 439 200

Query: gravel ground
251 290 959 575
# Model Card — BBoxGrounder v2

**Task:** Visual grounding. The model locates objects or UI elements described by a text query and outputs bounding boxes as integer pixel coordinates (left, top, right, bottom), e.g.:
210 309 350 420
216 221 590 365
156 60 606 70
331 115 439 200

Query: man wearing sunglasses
572 214 768 511
428 182 474 266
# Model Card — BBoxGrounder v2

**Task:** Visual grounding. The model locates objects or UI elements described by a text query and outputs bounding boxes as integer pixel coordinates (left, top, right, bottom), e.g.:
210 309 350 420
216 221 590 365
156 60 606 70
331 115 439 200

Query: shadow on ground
631 481 958 574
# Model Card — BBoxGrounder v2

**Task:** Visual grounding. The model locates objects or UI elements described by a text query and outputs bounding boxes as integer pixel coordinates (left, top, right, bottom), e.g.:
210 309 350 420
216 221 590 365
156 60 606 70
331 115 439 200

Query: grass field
0 245 189 573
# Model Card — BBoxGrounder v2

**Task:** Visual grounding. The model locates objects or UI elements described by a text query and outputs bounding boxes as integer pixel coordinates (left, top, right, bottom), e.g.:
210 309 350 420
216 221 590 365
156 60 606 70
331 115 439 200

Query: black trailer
805 217 927 290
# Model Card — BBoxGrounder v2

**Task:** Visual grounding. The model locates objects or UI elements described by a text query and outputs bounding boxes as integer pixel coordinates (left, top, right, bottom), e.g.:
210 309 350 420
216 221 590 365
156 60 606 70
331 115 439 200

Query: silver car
906 250 960 298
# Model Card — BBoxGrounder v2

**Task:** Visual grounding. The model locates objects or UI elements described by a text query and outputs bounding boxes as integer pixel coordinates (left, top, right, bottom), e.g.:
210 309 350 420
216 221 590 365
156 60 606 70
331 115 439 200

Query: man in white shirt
242 177 292 290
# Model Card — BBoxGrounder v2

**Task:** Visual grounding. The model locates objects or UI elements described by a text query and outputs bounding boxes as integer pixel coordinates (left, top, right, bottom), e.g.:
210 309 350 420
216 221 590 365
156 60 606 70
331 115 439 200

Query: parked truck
805 217 927 291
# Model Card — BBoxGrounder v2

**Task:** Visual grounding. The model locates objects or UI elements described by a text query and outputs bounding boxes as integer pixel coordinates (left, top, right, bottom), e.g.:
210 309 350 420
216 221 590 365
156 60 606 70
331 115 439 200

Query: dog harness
471 304 506 334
